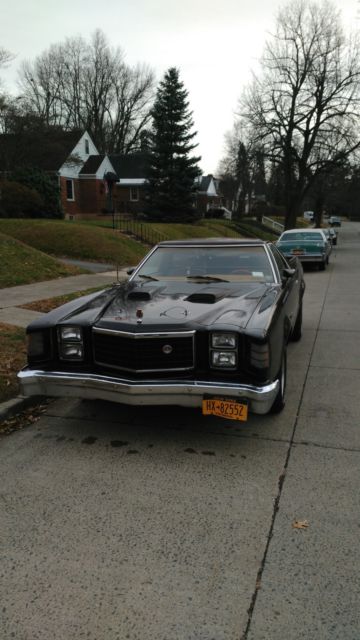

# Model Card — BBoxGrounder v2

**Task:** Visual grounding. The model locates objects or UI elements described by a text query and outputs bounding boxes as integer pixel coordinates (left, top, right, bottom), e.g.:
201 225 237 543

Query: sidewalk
0 268 128 328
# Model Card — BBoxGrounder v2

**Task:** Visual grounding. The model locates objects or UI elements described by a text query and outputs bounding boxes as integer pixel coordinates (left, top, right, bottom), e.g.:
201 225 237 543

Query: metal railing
262 216 285 233
116 216 169 245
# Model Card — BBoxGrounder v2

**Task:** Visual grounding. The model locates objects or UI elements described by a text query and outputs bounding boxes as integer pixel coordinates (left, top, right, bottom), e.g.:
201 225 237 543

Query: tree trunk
285 198 302 230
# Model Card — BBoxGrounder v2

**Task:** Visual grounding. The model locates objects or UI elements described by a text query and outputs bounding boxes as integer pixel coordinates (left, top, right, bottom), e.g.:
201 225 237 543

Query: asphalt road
1 222 360 640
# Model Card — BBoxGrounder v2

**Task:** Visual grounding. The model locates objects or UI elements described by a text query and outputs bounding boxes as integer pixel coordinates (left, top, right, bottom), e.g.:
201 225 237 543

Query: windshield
133 246 276 283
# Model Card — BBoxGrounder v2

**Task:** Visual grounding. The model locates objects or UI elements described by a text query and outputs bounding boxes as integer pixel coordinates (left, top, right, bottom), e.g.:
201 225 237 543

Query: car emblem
162 344 173 355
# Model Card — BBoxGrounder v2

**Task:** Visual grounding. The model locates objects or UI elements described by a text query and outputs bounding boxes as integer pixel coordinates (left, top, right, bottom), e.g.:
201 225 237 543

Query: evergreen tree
147 67 201 221
234 142 251 216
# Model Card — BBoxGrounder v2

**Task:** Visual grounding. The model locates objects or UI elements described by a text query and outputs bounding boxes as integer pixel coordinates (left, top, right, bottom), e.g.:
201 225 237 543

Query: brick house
59 133 150 218
1 129 226 218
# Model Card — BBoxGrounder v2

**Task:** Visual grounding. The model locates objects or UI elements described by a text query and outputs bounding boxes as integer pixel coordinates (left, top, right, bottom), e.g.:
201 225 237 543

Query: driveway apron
0 223 359 639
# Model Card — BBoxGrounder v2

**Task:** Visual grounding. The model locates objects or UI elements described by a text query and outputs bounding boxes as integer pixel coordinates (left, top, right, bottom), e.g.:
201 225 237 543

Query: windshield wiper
137 274 159 281
186 275 229 283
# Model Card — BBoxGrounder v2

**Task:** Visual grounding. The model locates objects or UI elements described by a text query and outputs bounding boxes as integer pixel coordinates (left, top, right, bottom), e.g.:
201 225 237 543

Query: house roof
198 175 213 192
79 155 106 174
109 153 150 179
0 128 84 173
196 174 220 194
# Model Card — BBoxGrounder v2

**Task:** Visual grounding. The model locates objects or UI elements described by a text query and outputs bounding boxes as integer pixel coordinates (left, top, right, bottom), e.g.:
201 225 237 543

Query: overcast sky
1 0 359 174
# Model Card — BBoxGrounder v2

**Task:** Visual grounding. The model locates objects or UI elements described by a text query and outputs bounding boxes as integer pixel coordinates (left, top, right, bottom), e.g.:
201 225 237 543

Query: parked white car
303 211 314 221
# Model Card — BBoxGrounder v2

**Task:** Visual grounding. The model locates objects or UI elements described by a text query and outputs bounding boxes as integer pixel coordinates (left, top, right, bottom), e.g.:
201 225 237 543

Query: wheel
319 260 326 271
270 349 287 413
291 301 302 342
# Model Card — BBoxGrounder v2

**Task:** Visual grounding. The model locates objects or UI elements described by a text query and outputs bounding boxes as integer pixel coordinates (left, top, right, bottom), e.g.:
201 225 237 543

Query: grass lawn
0 323 27 403
0 219 147 266
0 232 84 288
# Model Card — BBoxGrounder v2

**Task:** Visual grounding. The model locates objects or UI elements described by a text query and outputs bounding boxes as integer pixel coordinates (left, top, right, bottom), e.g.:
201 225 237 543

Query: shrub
0 180 44 218
11 167 62 218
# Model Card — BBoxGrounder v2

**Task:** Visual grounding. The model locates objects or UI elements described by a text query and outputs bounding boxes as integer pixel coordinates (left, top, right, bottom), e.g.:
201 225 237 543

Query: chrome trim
263 244 280 283
93 362 194 373
93 328 195 339
282 254 324 263
18 369 280 415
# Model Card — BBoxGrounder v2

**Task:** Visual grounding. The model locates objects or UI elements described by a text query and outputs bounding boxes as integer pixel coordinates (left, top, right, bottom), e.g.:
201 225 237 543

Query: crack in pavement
241 266 334 640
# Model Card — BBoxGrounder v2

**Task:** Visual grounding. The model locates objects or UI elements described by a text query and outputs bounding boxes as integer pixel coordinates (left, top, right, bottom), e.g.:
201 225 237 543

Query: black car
18 239 305 422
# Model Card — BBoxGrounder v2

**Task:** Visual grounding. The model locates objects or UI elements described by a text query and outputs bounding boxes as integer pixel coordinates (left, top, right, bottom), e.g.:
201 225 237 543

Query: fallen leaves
292 519 309 530
0 324 27 402
0 401 51 436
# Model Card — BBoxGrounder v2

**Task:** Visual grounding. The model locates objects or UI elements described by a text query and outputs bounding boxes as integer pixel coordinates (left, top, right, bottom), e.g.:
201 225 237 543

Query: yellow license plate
202 397 248 421
292 248 304 255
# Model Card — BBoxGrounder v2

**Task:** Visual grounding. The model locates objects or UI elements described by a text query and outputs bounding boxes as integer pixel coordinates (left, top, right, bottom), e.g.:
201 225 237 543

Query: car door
268 244 302 331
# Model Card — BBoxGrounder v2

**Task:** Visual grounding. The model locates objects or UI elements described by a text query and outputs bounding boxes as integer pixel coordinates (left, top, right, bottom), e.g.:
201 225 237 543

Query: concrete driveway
1 222 359 639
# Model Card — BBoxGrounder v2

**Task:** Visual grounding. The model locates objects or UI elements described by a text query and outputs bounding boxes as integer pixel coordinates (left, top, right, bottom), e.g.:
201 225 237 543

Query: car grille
92 328 195 373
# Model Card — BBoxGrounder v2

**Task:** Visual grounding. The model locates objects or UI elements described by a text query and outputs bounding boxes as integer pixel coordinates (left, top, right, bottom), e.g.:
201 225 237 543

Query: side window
269 244 289 276
66 179 74 201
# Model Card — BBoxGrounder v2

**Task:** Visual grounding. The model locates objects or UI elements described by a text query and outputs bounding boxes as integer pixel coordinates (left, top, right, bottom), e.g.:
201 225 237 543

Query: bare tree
220 124 266 216
18 31 155 153
238 0 360 228
0 47 14 69
0 48 15 134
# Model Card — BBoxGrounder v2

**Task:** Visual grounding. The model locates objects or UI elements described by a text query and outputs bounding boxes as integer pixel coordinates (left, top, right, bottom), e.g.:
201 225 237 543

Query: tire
291 301 302 342
270 349 287 414
319 260 326 271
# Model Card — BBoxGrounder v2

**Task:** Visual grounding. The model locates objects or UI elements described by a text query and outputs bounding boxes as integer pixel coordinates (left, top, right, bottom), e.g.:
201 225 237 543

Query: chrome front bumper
18 369 279 415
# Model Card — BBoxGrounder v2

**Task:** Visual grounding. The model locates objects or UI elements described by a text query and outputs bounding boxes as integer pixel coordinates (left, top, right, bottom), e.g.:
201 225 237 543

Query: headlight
59 326 82 341
60 344 84 359
58 326 84 360
211 333 237 348
211 350 237 368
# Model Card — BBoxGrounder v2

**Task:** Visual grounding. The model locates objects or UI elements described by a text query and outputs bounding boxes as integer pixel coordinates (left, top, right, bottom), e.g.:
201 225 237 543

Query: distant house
108 153 150 215
59 134 150 218
58 132 108 217
195 174 223 214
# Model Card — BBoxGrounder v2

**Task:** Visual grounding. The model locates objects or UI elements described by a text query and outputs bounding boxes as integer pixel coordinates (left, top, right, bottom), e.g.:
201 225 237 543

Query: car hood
48 279 278 333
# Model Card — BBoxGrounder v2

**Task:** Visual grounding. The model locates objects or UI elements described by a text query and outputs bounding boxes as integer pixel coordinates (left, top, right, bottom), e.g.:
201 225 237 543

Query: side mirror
126 267 136 276
282 268 295 284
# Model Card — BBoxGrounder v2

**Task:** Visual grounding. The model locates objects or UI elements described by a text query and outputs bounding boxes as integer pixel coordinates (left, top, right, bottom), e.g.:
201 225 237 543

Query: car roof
157 237 267 247
280 229 324 236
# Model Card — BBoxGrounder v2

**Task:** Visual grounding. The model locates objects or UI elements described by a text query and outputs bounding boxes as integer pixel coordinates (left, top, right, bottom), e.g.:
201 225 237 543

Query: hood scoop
185 292 219 304
127 290 152 301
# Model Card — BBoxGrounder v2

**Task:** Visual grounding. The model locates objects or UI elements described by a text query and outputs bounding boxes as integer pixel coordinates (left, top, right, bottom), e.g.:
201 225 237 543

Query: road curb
0 395 45 424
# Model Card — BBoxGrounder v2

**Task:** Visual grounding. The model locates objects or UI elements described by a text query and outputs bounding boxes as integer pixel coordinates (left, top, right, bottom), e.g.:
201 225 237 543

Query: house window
130 187 139 202
85 139 89 154
66 179 75 201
